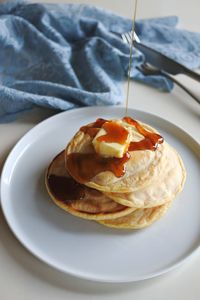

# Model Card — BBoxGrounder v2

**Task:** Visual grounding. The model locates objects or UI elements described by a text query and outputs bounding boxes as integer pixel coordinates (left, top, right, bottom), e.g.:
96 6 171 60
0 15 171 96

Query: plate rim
1 106 200 283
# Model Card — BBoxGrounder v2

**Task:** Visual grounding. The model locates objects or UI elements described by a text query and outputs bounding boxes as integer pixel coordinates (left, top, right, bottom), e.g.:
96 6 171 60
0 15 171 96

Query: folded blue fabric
0 1 200 121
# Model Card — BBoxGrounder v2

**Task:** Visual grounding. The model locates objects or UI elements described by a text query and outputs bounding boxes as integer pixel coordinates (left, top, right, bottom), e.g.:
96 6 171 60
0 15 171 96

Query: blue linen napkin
0 1 200 122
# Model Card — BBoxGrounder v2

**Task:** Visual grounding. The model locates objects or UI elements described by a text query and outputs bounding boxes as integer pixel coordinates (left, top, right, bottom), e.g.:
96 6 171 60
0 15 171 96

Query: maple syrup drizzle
47 152 127 211
125 0 138 116
123 117 164 151
66 152 130 184
80 118 108 138
46 152 85 203
98 121 129 144
48 175 85 203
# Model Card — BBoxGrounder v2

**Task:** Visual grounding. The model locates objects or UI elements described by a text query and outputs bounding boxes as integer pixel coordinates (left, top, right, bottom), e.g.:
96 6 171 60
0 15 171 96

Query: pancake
98 201 172 229
105 144 186 208
45 151 136 221
65 119 165 193
45 116 186 231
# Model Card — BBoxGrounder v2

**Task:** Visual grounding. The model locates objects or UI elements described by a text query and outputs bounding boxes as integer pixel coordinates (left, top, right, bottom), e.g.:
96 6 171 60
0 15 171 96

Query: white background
0 0 200 299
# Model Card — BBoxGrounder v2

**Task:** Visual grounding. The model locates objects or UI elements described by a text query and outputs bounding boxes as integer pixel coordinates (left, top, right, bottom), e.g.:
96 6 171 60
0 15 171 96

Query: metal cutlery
137 62 200 104
121 31 200 82
121 30 200 103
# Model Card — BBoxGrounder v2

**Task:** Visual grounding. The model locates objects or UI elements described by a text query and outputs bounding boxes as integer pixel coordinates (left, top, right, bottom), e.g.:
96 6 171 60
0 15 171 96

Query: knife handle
133 41 200 83
162 71 200 105
181 66 200 82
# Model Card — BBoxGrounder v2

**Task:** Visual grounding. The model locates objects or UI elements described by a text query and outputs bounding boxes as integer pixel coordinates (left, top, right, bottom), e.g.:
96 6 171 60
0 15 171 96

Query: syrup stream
125 0 138 116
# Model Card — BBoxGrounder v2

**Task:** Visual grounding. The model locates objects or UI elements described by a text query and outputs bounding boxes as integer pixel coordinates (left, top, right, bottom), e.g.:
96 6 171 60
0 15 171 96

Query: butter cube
92 128 129 158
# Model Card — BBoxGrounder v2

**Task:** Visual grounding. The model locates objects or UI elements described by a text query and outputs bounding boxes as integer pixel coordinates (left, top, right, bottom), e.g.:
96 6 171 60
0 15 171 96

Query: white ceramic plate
1 106 200 283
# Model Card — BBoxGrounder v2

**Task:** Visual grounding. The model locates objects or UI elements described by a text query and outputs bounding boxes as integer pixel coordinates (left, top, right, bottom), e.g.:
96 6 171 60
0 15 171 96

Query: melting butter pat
92 128 129 158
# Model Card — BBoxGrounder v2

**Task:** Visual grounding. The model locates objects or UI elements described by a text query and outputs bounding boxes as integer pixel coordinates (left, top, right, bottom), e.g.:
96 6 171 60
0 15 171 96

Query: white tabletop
0 0 200 299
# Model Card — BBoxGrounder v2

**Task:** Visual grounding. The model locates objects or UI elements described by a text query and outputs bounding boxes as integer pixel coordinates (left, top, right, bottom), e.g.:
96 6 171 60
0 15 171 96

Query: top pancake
65 119 165 193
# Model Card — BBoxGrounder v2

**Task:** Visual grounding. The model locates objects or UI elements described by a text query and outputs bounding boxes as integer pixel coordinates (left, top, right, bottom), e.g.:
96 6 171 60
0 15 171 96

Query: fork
121 31 140 44
121 31 200 104
137 63 200 105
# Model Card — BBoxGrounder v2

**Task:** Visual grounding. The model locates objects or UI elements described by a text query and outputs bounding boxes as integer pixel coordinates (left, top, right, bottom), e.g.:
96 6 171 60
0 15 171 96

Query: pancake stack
45 117 186 229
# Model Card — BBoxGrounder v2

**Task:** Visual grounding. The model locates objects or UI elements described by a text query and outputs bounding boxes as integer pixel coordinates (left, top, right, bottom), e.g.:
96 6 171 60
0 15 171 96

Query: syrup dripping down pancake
45 151 136 221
